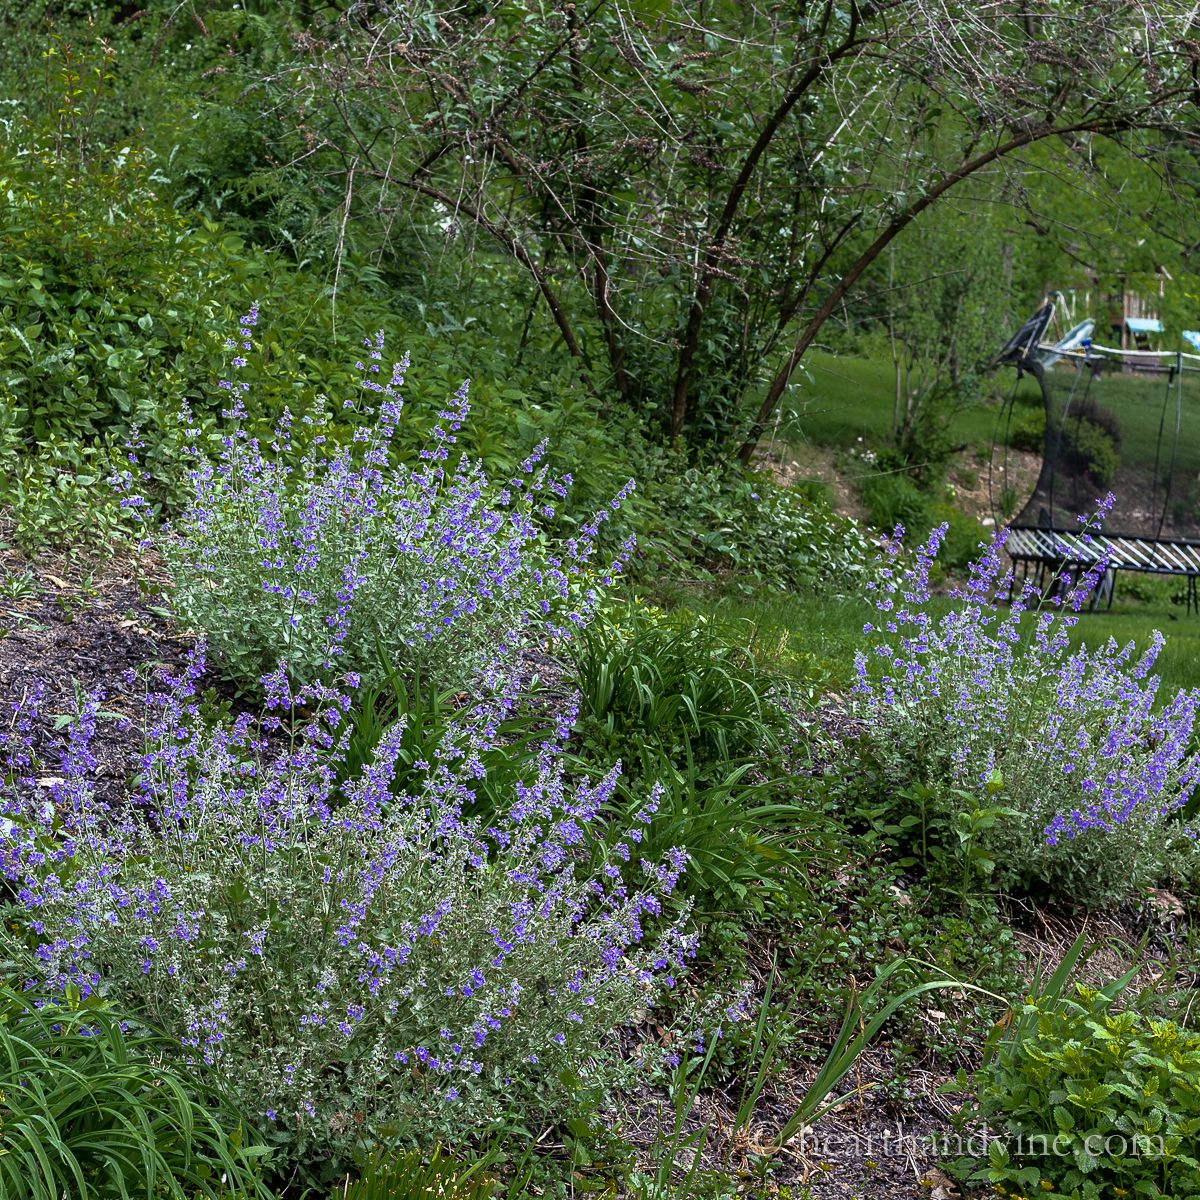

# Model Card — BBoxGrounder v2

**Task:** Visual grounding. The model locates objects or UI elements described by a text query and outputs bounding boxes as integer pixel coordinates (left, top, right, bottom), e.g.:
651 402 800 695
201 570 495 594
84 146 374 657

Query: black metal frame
1006 523 1200 615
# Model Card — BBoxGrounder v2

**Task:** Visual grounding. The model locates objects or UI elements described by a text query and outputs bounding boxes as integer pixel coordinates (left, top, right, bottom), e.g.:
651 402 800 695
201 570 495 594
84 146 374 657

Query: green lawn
684 588 1200 698
778 350 1043 451
781 354 1200 528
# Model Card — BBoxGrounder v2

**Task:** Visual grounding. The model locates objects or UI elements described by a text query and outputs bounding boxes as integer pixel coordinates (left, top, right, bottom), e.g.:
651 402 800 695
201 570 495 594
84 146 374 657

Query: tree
858 204 1011 461
267 0 1200 462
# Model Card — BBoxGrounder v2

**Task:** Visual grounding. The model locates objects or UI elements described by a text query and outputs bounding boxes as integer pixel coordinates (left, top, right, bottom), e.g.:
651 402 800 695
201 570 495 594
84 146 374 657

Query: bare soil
0 534 190 809
754 442 1043 538
951 448 1042 531
754 443 870 524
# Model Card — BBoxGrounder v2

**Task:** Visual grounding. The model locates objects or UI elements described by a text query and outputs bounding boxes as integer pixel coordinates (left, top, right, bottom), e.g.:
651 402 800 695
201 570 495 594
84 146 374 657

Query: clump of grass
0 986 268 1199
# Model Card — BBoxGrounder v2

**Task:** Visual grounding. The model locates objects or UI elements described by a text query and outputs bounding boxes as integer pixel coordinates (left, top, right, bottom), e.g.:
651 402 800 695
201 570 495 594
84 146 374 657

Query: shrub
857 478 984 569
1115 573 1188 608
961 983 1200 1200
1008 407 1046 454
139 311 633 695
0 985 269 1199
637 447 873 593
0 653 698 1175
853 507 1200 909
927 501 988 571
1072 398 1123 448
859 471 933 544
1 76 646 555
748 478 874 592
1060 415 1120 487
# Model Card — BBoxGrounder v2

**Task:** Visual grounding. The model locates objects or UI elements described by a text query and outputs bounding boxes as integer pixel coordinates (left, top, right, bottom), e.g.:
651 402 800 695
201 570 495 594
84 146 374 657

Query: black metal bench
1005 524 1200 614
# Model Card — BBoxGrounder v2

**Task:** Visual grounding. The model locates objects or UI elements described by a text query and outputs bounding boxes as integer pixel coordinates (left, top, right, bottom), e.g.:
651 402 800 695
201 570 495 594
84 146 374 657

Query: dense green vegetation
4 1 1200 1198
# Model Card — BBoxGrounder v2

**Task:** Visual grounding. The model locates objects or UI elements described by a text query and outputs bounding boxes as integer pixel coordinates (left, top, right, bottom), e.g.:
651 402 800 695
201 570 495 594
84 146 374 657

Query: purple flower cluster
855 499 1200 848
0 644 697 1141
139 310 636 692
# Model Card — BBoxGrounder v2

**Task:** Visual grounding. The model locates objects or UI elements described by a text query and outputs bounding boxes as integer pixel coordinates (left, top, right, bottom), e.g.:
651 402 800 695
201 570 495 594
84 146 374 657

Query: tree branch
736 118 1136 465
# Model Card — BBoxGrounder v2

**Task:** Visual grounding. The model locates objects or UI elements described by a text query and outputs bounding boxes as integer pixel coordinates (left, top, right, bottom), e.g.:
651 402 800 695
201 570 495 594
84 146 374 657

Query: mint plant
854 503 1200 908
962 985 1200 1200
127 308 634 695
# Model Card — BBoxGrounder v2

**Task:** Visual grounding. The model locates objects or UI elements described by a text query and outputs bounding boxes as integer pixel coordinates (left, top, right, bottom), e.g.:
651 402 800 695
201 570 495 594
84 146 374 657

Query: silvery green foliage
0 649 697 1157
143 307 633 694
854 505 1200 908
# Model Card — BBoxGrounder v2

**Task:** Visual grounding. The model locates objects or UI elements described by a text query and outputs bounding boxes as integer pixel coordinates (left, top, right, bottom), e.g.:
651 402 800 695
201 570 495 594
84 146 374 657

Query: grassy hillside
781 350 1043 449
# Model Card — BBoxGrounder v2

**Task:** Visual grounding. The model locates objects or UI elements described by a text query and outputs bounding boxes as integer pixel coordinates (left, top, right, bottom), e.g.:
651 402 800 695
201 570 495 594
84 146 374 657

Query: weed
0 566 35 600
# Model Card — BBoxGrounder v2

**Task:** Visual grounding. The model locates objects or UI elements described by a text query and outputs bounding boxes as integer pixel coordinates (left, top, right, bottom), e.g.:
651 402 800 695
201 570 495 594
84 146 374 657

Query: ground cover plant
949 935 1199 1200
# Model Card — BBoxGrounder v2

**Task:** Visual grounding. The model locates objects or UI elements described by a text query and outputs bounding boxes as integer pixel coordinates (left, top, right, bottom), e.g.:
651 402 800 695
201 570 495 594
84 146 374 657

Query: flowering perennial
127 309 634 693
854 504 1200 905
0 646 696 1147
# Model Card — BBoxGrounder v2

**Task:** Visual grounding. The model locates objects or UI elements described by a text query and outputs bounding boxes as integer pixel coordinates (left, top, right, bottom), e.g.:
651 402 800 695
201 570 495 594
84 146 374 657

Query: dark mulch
0 536 193 807
604 1043 967 1200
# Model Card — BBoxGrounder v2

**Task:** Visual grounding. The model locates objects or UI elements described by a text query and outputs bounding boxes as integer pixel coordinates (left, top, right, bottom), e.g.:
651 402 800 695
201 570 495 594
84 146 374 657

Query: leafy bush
857 476 984 569
1009 407 1046 454
0 985 268 1199
1061 414 1120 487
1009 400 1122 483
859 471 933 544
927 501 988 570
0 134 253 475
1116 573 1189 608
0 653 698 1178
961 978 1200 1200
0 432 142 552
142 314 632 695
639 449 873 593
1072 398 1124 447
0 75 644 556
853 510 1200 909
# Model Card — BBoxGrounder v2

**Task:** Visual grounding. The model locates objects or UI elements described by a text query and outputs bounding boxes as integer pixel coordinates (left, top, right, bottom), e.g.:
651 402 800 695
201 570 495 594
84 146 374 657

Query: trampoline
990 303 1200 611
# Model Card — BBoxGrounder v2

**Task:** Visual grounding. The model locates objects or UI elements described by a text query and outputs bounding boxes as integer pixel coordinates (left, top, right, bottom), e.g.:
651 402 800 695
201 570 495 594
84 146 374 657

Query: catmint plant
854 500 1200 908
122 307 634 694
0 647 700 1161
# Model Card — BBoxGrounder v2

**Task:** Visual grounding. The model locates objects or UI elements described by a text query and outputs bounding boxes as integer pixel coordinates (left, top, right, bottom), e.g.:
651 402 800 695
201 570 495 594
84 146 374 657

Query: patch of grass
778 351 1042 451
678 592 878 694
679 587 1200 699
1065 606 1200 695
